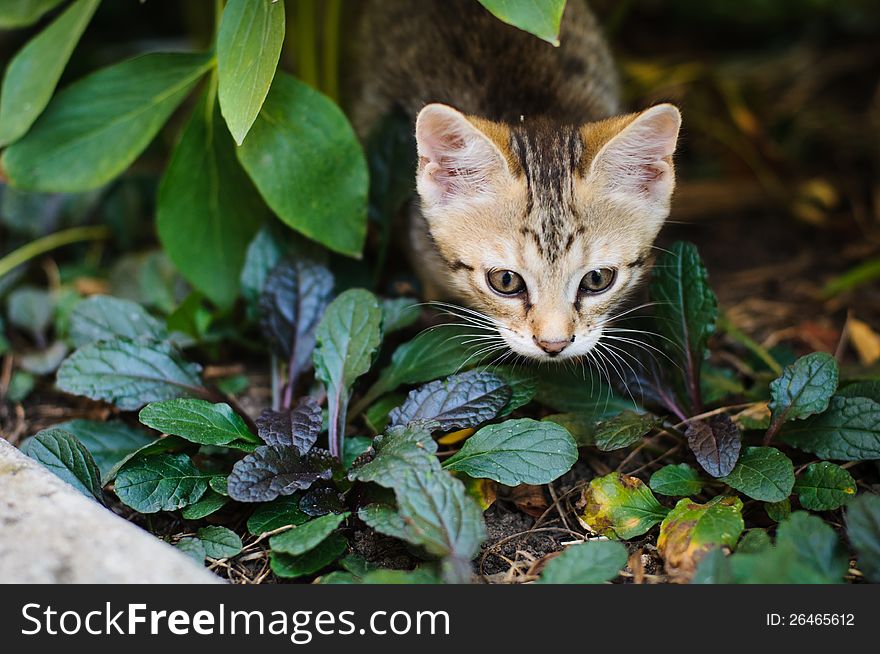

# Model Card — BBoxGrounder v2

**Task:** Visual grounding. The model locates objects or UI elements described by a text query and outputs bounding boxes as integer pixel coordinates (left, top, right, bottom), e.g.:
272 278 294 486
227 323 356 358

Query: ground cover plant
1 0 879 584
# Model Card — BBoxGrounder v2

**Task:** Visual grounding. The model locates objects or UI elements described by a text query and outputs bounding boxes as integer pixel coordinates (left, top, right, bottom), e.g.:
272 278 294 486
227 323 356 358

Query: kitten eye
487 269 526 295
579 267 617 294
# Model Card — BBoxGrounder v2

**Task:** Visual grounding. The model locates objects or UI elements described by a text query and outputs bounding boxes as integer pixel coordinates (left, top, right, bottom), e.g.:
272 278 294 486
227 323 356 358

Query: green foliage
271 534 348 579
270 512 350 556
767 352 839 436
538 540 628 584
781 395 880 460
114 453 209 513
197 526 242 559
180 490 228 520
592 410 659 451
0 0 64 28
718 446 794 502
658 497 744 577
477 0 567 45
580 473 669 540
52 418 153 482
649 463 704 497
22 428 103 501
846 494 880 582
68 295 168 347
247 496 310 535
794 462 857 510
138 399 259 448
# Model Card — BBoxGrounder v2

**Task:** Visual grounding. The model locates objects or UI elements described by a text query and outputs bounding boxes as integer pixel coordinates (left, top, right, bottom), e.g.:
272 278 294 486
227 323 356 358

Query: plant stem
292 0 318 88
0 226 110 279
321 0 341 101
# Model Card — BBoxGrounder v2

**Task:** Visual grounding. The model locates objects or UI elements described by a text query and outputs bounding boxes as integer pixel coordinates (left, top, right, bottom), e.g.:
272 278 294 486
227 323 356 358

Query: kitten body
352 0 681 362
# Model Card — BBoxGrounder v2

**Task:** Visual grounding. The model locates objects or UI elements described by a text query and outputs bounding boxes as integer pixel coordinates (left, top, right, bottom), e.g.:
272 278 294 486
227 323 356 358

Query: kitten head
414 102 681 361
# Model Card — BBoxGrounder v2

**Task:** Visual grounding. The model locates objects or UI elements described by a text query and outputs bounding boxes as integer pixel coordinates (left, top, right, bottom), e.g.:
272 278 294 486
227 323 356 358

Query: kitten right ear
415 104 510 207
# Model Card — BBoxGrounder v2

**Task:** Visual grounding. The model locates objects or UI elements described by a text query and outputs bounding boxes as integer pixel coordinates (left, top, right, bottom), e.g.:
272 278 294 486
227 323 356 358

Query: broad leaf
180 490 229 520
389 370 511 432
686 414 741 477
138 398 259 447
718 446 794 502
6 286 53 342
0 0 99 146
535 365 635 416
256 396 322 452
240 226 285 319
175 537 206 563
765 499 791 523
650 241 718 411
56 339 203 411
847 494 880 582
580 473 669 540
649 463 704 497
103 435 191 484
217 0 285 145
271 533 347 579
493 366 538 415
794 462 857 511
114 453 209 513
247 495 310 535
68 295 168 347
781 396 880 460
53 418 153 481
269 511 350 556
443 418 578 486
227 445 333 502
22 428 102 501
542 413 598 447
593 410 659 451
838 380 880 401
157 92 266 308
537 540 628 584
477 0 566 45
299 486 345 517
768 352 838 435
358 503 415 542
237 73 368 256
773 512 848 583
197 526 242 559
658 496 744 580
381 298 419 334
313 288 383 457
3 53 212 192
259 257 334 382
0 0 64 28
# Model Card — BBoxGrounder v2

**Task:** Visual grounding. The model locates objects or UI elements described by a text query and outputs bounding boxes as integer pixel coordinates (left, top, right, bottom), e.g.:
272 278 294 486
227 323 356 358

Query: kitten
352 0 681 362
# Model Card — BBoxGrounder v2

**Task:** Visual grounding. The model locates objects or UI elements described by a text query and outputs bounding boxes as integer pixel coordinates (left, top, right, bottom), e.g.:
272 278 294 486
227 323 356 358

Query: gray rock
0 438 222 583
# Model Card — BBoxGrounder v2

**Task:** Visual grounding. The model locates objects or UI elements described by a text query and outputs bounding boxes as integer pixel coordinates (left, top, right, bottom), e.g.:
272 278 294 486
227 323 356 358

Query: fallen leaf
848 318 880 365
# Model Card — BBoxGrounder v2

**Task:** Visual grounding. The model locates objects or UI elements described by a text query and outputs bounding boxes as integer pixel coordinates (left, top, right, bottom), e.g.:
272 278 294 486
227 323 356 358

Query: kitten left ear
588 103 681 209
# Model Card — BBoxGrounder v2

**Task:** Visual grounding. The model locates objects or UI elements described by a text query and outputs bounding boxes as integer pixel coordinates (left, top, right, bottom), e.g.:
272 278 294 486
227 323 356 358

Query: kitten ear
415 103 510 206
588 103 681 209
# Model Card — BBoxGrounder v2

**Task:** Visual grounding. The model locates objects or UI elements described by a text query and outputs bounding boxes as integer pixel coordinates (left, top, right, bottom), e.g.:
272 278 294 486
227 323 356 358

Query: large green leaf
313 289 383 456
236 73 368 256
537 540 627 584
68 295 168 347
52 418 153 481
217 0 284 145
157 92 266 308
271 533 347 579
794 462 857 511
3 52 212 192
138 398 259 447
0 0 64 28
847 494 880 582
772 512 848 583
197 526 242 559
781 395 880 460
768 352 838 435
592 410 659 451
649 463 704 497
477 0 566 45
56 339 204 411
650 241 718 411
0 0 99 146
580 472 669 540
534 365 634 416
443 418 577 485
114 452 209 513
269 511 350 556
22 428 103 501
247 495 310 535
718 446 794 502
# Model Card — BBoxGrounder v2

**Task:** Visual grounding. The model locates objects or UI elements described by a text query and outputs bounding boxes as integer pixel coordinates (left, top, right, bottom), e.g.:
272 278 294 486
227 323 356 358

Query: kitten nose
534 336 571 356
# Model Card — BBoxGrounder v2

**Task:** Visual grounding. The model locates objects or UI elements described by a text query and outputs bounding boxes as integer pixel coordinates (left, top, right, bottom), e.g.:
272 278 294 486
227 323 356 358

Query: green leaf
358 503 415 542
217 0 284 145
175 537 206 563
236 73 368 256
247 495 310 535
22 428 103 501
104 435 191 484
0 0 64 28
314 288 383 456
3 52 213 192
737 529 773 554
443 418 578 485
0 0 99 146
157 92 266 308
764 499 791 523
476 0 566 45
781 395 880 460
580 473 669 540
534 365 634 416
649 463 704 497
56 339 203 411
691 548 733 584
650 241 718 411
537 540 628 584
768 352 839 434
493 366 537 415
342 435 372 470
381 298 419 334
718 446 794 502
658 496 744 578
114 453 209 513
180 490 228 520
69 295 168 347
837 380 880 402
389 370 511 432
269 511 350 556
847 494 880 582
542 413 597 446
138 398 259 447
240 226 285 319
592 410 659 451
271 533 347 579
52 418 153 481
774 512 848 583
6 285 53 342
794 462 857 511
197 526 242 559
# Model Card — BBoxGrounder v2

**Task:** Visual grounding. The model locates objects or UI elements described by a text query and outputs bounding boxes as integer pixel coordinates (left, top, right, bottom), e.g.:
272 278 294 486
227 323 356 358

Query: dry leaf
848 318 880 365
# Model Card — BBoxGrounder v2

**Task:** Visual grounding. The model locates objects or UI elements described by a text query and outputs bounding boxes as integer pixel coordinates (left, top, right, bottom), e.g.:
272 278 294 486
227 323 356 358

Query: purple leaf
227 445 333 502
256 396 322 453
686 414 741 478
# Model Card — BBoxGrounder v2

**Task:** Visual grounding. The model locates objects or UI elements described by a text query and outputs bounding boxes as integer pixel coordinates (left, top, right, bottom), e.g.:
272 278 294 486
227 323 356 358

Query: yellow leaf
849 318 880 365
438 427 474 445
